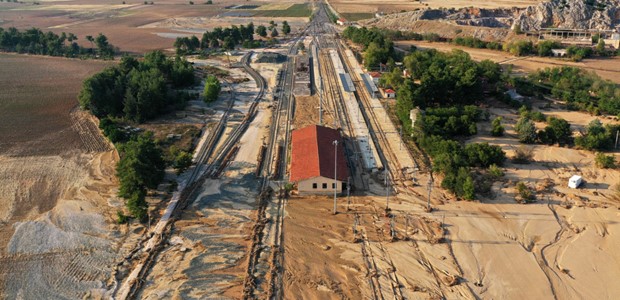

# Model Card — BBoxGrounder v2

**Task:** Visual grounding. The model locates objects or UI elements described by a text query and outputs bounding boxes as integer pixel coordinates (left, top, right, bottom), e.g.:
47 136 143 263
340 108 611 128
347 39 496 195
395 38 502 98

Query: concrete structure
290 125 349 195
361 73 379 98
336 18 349 26
368 71 382 85
293 54 311 96
383 88 396 98
568 175 583 189
338 49 382 171
506 89 524 102
603 33 620 49
551 49 567 57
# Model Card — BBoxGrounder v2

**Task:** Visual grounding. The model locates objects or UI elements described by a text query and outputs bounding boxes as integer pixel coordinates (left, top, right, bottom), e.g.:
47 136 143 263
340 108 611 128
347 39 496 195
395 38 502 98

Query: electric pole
333 140 338 215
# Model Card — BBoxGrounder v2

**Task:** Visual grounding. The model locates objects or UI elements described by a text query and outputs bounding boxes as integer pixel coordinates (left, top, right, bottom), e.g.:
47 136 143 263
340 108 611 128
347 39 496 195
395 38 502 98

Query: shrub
489 164 504 178
491 117 504 136
515 117 537 144
117 211 129 224
464 143 506 168
516 182 536 203
595 152 616 169
513 145 534 164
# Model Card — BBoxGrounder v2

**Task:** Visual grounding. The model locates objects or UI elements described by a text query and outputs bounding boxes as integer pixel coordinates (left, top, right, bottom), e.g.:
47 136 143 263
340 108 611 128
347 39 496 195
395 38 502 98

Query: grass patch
341 13 374 21
252 3 311 17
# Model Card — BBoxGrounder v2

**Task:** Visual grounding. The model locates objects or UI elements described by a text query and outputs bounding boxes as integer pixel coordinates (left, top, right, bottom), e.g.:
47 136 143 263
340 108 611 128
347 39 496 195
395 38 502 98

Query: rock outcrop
514 0 620 31
365 0 620 34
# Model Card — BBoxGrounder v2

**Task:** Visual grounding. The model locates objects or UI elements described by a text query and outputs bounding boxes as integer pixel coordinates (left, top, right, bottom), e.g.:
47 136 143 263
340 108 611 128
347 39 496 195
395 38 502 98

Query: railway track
112 52 266 300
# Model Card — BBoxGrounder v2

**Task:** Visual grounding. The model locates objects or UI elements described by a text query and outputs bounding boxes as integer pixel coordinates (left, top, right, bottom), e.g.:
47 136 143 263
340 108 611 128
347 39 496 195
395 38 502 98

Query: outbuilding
383 88 396 98
290 125 349 195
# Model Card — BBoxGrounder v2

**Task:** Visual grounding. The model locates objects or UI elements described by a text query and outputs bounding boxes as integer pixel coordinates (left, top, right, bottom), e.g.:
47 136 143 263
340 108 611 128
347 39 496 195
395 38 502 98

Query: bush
515 117 537 144
516 182 536 203
464 143 506 168
489 164 504 178
513 145 534 164
203 75 221 102
595 152 616 169
117 211 129 224
575 119 615 151
491 117 504 136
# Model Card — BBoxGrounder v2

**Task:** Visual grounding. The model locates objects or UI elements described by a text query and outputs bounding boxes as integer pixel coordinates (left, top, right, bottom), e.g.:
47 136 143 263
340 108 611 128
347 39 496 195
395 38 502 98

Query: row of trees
79 51 195 123
116 133 166 220
0 27 115 58
174 21 292 54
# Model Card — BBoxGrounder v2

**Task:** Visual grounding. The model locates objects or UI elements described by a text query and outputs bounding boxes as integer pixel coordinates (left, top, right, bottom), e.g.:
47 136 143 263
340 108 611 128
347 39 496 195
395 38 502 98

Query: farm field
0 0 311 54
328 0 538 14
394 40 620 84
0 53 113 156
0 53 130 298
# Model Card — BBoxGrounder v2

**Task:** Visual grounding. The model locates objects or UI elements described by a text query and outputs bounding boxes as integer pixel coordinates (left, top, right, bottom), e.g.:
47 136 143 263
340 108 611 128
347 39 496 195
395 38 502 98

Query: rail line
112 52 266 300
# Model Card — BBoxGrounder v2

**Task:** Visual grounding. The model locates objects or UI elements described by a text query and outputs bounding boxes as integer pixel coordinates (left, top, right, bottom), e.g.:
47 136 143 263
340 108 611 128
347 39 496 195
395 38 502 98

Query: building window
332 183 336 189
322 183 327 189
312 183 317 189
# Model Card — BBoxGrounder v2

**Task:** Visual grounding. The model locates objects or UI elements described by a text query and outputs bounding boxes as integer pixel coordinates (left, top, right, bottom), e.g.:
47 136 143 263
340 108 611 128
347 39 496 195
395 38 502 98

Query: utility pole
427 177 433 212
399 126 403 150
347 176 351 211
333 140 338 215
385 168 390 213
615 130 619 149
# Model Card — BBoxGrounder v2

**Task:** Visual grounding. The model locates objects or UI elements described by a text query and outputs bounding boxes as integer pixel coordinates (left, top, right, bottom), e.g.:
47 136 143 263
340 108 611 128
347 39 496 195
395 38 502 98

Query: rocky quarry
365 0 620 40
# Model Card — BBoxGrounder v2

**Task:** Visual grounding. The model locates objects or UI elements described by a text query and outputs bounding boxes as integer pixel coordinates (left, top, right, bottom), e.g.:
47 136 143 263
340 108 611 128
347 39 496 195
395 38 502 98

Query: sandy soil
293 95 335 129
137 52 274 299
395 40 620 84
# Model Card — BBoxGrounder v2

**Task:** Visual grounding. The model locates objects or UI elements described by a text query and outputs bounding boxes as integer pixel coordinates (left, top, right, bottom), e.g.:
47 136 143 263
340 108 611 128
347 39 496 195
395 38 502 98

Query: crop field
252 3 312 17
0 54 112 156
341 12 374 21
329 0 538 14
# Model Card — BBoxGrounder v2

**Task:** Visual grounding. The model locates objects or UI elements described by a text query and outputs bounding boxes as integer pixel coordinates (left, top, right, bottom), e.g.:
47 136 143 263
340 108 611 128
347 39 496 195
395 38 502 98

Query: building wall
298 176 344 195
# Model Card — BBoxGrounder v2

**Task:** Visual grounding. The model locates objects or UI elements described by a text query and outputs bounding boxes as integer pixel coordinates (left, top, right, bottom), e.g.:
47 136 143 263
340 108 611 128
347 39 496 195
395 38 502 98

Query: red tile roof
368 71 382 78
385 89 395 94
290 125 349 182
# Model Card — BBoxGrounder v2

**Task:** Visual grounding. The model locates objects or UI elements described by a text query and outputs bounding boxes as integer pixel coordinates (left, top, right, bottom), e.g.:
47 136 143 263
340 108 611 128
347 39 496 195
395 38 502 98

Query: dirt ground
0 54 114 156
293 95 335 129
136 52 275 299
0 54 134 298
328 0 538 14
395 40 620 84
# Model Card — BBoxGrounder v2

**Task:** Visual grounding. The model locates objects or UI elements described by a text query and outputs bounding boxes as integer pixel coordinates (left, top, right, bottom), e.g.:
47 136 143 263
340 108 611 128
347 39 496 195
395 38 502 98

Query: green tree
364 42 388 69
515 117 537 144
282 21 291 35
491 116 504 136
126 189 147 220
462 175 475 200
256 25 267 37
464 142 506 168
78 67 125 117
116 133 166 200
123 68 167 123
270 28 279 38
595 152 616 169
545 117 572 145
203 75 221 102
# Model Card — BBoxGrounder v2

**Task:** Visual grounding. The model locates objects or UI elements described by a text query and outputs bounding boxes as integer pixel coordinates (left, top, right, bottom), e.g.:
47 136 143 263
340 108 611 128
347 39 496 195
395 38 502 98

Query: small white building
383 88 396 99
336 18 349 26
551 49 567 57
568 175 583 189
